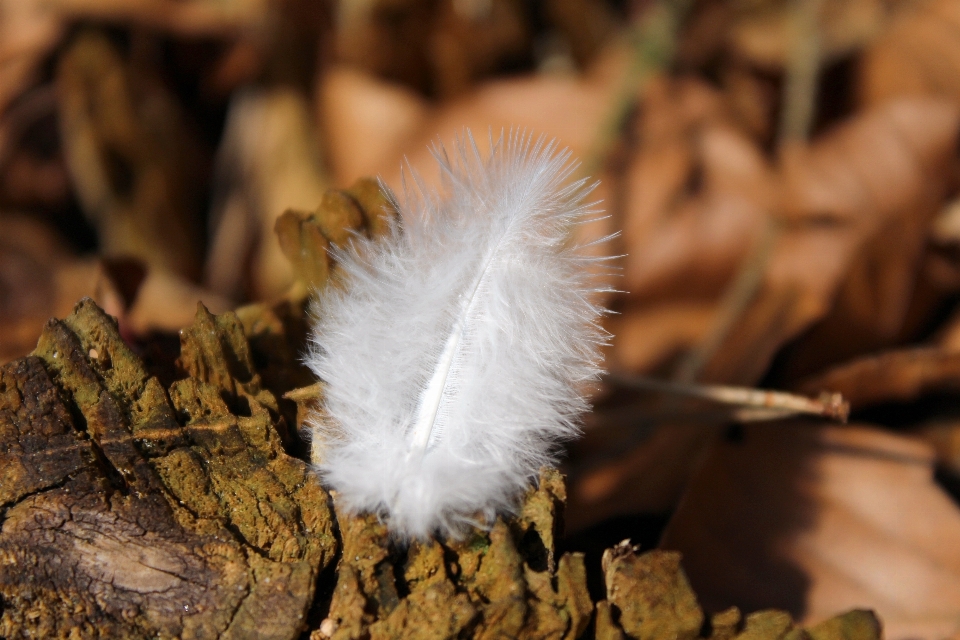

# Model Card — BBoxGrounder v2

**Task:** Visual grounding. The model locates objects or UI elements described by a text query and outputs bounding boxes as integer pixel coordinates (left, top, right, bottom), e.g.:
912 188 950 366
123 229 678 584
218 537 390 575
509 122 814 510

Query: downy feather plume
306 131 613 539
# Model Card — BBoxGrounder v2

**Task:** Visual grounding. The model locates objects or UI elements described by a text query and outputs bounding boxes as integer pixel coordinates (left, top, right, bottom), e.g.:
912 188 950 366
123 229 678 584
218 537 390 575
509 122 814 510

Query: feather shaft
409 316 462 452
409 223 516 452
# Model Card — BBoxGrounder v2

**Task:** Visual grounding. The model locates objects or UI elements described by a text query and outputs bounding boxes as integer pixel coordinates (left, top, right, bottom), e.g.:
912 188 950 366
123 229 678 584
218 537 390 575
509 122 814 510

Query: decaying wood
0 297 881 639
1 299 336 639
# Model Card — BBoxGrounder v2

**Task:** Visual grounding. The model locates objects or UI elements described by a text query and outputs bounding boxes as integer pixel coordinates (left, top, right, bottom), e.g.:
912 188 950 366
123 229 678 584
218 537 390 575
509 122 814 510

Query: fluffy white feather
306 131 612 539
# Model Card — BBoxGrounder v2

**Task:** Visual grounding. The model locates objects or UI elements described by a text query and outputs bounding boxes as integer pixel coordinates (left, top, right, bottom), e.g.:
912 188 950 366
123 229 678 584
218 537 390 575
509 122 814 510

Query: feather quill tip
306 130 615 540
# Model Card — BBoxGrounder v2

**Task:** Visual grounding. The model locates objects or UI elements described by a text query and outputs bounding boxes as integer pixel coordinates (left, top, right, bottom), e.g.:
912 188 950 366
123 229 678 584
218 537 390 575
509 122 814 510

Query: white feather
306 131 613 539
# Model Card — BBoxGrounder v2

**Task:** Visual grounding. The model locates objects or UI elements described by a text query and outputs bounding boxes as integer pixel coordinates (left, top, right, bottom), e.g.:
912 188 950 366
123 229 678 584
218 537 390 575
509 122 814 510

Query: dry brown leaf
861 0 960 108
703 97 960 384
0 212 229 363
568 96 960 532
0 1 63 116
318 66 429 187
566 421 718 530
592 76 769 375
795 342 960 483
369 48 626 192
607 302 718 375
335 0 437 93
798 347 960 412
0 215 70 361
766 98 960 382
0 86 71 209
660 422 960 640
675 0 914 109
336 0 591 97
428 0 532 97
619 83 767 304
541 0 617 68
0 0 279 139
19 0 271 37
341 0 610 105
124 267 232 335
613 94 959 383
205 86 329 301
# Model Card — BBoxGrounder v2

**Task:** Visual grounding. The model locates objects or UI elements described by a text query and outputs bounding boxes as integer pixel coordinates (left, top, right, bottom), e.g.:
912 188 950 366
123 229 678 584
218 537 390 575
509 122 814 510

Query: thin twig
607 372 850 422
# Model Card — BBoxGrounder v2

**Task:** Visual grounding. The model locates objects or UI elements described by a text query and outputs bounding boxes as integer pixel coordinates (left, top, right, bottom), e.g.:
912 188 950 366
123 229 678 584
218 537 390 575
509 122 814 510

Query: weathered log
1 299 882 639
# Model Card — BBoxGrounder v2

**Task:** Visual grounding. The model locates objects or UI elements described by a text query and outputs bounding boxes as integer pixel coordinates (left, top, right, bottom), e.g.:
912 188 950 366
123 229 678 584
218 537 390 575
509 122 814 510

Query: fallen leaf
205 86 329 301
619 84 767 305
798 347 960 412
428 0 532 97
335 0 598 98
541 0 617 68
318 66 429 188
860 0 960 108
367 44 628 193
612 94 959 383
660 422 960 640
22 0 271 36
0 1 63 116
705 97 960 384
